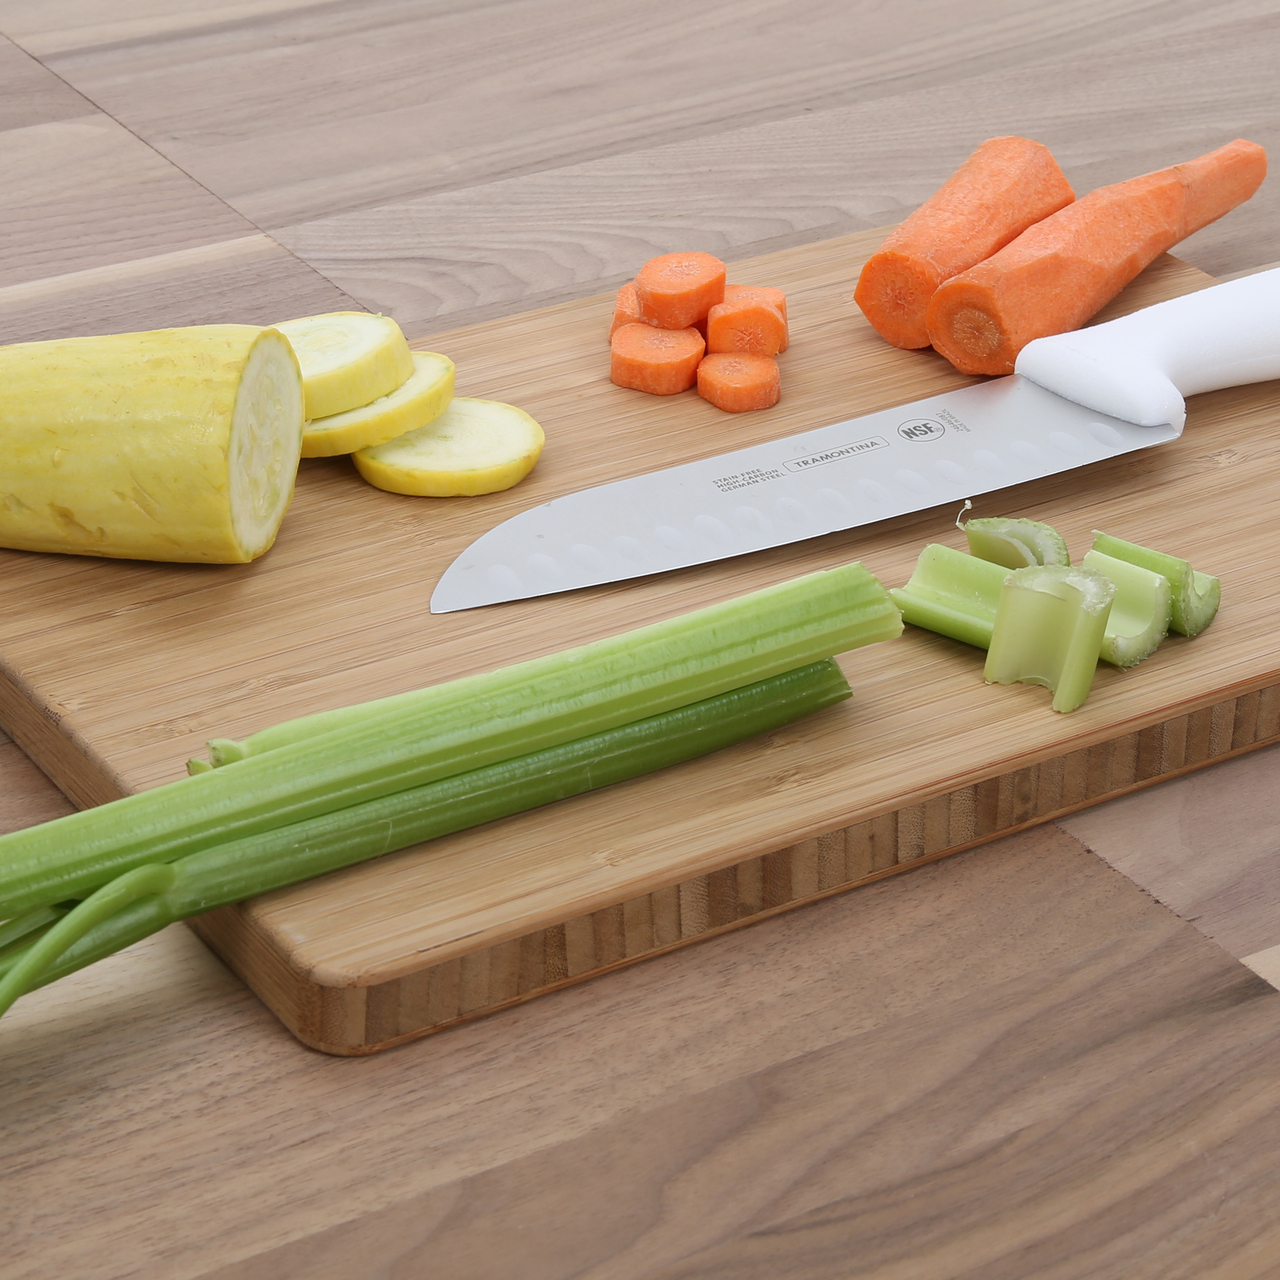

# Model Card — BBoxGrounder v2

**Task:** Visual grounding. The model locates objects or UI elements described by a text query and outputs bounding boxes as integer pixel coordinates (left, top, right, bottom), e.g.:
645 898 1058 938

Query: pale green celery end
965 530 1037 569
208 739 248 767
1082 550 1172 669
965 518 1069 568
0 564 896 917
984 566 1114 712
890 544 1005 647
1179 571 1221 637
186 758 214 776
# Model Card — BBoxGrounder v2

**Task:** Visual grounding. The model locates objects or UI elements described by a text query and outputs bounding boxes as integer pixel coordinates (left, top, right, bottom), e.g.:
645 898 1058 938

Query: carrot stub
854 136 1075 350
925 138 1268 375
633 252 727 329
706 296 788 357
610 323 705 395
696 353 781 412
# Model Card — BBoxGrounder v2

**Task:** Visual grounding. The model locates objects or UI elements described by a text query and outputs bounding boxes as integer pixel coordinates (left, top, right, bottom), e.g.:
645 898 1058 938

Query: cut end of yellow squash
301 351 456 458
0 325 304 564
273 311 414 420
353 398 545 497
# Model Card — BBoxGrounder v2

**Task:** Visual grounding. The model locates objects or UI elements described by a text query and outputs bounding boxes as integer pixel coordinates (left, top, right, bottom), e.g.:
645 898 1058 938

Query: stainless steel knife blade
431 377 1173 612
431 267 1280 613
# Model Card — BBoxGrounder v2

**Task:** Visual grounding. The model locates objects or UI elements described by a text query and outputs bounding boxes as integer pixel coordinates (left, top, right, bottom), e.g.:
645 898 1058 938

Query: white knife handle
1013 266 1280 433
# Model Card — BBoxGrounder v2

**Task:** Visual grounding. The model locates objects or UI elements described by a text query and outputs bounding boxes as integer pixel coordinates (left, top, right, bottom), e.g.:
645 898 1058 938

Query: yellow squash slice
353 398 545 496
0 325 304 563
302 351 456 458
274 311 414 420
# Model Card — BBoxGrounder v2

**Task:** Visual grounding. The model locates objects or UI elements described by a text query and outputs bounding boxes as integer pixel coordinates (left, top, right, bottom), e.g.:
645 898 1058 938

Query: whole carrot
926 138 1268 375
854 137 1075 349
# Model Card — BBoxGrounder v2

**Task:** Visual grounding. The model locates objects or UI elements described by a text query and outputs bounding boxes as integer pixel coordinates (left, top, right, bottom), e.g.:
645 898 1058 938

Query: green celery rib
1081 549 1172 668
888 544 1008 648
983 565 1116 713
1091 532 1220 637
0 660 852 1007
0 563 900 919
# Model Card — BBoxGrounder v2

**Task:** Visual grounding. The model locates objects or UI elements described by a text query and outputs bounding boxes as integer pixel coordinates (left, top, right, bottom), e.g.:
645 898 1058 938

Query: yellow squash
0 325 304 563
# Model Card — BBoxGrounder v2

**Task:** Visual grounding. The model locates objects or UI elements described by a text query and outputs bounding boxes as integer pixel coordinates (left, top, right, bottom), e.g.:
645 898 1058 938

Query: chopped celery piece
1082 549 1172 668
984 565 1115 713
0 660 851 1014
888 544 1007 648
0 563 900 919
963 516 1070 568
1091 532 1220 637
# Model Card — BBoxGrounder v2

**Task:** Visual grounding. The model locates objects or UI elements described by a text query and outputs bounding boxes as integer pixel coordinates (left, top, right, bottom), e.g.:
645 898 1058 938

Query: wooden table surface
4 4 1280 1276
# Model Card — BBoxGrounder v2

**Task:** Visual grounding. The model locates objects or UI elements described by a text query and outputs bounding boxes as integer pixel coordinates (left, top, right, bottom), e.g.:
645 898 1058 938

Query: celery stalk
963 516 1070 569
888 544 1007 648
1081 549 1172 668
0 659 851 1014
0 564 899 918
983 566 1116 712
1091 532 1220 637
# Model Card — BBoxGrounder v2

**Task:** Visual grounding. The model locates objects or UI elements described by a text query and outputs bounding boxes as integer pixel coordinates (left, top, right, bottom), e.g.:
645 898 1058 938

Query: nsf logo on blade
898 418 946 441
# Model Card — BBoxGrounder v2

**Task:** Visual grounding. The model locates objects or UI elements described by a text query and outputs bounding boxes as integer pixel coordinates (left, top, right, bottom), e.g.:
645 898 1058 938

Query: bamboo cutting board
3 229 1279 1054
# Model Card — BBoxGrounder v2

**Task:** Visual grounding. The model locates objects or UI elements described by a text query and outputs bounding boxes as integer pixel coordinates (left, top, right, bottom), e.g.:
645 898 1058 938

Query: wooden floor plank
0 234 359 345
1060 742 1280 962
5 0 1274 242
0 113 255 292
6 829 1259 1280
0 32 93 130
268 12 1280 333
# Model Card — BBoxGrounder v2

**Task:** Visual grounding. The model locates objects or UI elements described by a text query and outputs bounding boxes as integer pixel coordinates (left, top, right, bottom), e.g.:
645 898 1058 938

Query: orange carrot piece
697 353 781 412
725 284 788 321
610 323 705 395
706 296 787 357
925 138 1268 375
725 285 789 350
854 137 1075 349
609 282 643 339
634 252 726 329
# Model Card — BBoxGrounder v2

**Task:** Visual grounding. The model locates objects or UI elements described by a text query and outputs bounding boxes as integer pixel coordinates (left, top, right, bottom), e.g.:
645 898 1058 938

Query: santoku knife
431 268 1280 613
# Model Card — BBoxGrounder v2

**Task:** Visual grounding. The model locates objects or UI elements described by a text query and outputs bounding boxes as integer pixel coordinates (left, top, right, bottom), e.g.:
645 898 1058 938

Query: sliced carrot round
696 353 781 413
610 323 705 395
724 284 789 349
633 252 726 329
706 298 787 356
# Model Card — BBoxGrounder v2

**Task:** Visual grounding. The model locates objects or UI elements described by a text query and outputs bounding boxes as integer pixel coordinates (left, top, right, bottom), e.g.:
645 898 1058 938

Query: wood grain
4 231 1279 1053
1061 740 1280 960
195 682 1280 1053
0 32 93 130
3 0 1274 267
4 2 1280 1267
0 112 256 291
9 829 1278 1280
0 234 360 345
269 10 1280 332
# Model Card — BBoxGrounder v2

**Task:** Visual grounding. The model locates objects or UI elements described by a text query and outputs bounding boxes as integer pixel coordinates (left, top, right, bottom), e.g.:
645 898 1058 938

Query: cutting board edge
0 658 130 810
188 672 1280 1053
